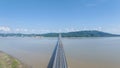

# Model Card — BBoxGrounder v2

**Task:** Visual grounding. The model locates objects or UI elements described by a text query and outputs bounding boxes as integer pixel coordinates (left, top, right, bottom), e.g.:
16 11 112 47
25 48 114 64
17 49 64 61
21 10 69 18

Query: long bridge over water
47 34 68 68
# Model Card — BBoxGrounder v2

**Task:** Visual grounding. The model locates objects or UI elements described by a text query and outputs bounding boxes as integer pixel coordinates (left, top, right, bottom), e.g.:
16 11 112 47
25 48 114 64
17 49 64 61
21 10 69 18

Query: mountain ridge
41 30 120 37
0 30 119 37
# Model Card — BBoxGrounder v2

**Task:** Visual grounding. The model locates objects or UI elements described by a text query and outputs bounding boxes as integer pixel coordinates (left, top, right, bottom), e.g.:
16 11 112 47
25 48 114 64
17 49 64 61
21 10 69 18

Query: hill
41 30 120 37
0 30 119 37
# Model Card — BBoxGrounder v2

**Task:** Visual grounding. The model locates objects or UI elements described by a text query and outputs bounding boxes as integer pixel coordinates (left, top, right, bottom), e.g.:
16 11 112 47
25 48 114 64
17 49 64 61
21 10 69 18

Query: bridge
47 34 68 68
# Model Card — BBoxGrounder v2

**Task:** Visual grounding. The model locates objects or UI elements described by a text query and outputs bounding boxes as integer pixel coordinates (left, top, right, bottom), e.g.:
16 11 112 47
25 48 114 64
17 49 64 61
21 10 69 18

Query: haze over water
0 37 120 68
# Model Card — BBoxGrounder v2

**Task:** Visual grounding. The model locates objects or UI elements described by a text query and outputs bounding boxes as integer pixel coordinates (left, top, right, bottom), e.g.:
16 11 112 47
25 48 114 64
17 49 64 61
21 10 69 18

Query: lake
0 37 120 68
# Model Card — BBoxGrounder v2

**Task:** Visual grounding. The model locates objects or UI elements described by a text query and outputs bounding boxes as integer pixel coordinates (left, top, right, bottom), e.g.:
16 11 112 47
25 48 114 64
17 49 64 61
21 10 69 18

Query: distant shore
0 51 28 68
0 30 120 37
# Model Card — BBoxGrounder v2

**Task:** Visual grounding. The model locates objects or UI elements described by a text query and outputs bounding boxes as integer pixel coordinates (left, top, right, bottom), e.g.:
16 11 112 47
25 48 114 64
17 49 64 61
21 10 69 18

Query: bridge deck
47 34 68 68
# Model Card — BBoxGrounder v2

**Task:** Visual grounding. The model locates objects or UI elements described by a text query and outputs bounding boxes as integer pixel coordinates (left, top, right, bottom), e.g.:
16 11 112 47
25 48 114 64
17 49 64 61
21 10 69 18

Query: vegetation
0 30 119 37
41 30 120 37
0 51 27 68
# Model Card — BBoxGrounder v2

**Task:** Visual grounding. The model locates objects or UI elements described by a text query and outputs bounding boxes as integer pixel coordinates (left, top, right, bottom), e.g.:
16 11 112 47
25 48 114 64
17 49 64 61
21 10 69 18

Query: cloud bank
0 26 119 34
0 26 11 32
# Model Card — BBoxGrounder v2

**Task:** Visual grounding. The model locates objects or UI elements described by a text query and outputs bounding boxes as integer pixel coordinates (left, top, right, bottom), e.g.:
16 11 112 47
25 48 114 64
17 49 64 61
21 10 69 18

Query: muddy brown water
0 37 120 68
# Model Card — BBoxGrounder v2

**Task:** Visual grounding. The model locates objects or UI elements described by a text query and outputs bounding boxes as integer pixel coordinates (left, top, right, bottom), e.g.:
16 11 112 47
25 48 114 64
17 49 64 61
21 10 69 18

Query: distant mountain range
0 30 120 37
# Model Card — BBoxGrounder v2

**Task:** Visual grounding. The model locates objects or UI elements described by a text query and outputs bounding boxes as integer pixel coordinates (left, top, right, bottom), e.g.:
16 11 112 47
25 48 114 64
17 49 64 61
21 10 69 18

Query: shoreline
0 51 28 68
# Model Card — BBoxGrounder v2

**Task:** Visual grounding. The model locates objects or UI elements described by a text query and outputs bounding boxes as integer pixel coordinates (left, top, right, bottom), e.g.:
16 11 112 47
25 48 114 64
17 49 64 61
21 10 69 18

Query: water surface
0 37 120 68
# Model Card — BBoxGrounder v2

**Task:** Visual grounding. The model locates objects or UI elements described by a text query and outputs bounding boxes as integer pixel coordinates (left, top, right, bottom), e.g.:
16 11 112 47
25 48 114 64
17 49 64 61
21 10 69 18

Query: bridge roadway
47 34 68 68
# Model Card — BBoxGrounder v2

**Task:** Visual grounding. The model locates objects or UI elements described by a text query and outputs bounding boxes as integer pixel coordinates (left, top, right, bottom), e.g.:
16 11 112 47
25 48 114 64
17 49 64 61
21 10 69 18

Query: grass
11 59 19 68
0 51 27 68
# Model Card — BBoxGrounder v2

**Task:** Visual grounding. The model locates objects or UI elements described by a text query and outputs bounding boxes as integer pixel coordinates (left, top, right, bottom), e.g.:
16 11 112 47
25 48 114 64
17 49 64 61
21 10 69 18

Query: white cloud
64 28 79 32
102 28 120 34
14 28 51 34
14 28 31 33
0 26 119 34
0 26 11 32
15 28 28 32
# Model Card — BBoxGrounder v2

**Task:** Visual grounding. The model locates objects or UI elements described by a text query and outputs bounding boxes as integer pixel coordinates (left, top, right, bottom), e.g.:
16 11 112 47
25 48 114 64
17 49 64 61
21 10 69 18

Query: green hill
0 30 119 37
41 30 120 37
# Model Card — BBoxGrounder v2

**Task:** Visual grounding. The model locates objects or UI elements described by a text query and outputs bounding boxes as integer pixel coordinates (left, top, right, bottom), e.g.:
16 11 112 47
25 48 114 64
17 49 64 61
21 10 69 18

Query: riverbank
0 51 28 68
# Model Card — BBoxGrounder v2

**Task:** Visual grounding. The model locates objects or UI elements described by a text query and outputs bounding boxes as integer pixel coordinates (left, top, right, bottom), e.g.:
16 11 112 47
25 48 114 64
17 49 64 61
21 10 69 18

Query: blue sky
0 0 120 34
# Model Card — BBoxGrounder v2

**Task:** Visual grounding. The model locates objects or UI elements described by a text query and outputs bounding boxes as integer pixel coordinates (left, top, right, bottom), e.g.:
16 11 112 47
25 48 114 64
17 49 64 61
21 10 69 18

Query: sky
0 0 120 34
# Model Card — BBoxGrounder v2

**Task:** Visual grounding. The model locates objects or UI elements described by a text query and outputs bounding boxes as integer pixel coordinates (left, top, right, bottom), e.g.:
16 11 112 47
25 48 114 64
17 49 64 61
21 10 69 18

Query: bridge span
47 34 68 68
